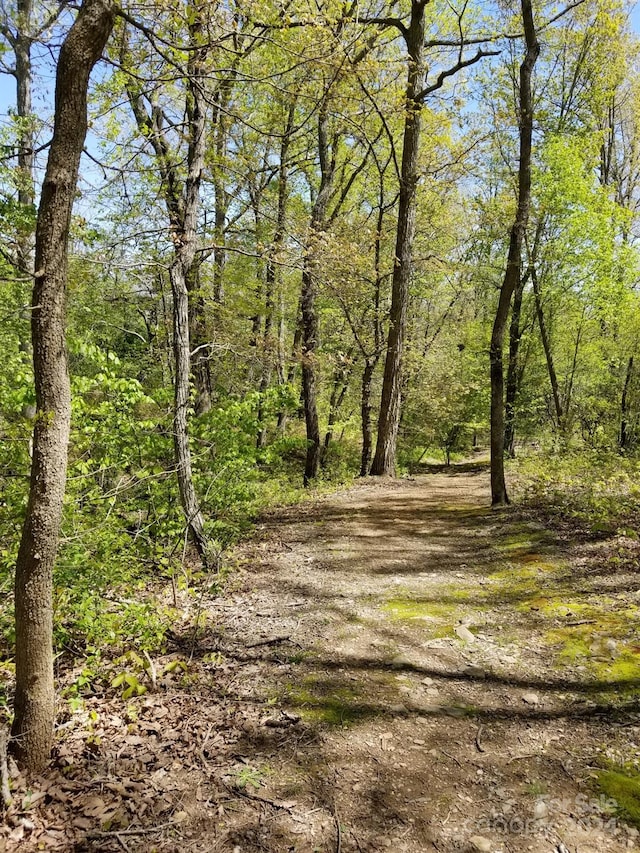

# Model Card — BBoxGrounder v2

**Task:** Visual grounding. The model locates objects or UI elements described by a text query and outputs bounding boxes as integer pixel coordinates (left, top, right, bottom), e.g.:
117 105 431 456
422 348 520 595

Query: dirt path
6 464 640 852
198 465 639 853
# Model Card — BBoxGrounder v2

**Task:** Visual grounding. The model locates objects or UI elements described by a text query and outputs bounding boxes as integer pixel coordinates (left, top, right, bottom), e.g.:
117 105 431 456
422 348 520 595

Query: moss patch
382 597 464 622
597 770 640 828
283 676 385 727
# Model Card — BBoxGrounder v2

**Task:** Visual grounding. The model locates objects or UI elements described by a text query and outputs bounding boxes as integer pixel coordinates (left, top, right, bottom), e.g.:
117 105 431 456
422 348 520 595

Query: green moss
597 770 640 827
382 598 460 621
283 677 379 727
594 651 640 684
544 627 592 663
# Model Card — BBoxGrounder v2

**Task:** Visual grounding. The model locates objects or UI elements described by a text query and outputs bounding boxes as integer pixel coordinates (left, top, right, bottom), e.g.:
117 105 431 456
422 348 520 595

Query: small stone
391 655 412 669
469 836 492 852
422 677 435 686
390 703 407 714
444 705 467 718
464 665 486 679
522 692 540 705
426 687 440 696
455 625 476 643
533 800 548 819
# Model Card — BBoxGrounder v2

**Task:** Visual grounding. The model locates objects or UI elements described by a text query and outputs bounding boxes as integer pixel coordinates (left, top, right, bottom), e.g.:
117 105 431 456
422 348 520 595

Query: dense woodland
1 0 640 776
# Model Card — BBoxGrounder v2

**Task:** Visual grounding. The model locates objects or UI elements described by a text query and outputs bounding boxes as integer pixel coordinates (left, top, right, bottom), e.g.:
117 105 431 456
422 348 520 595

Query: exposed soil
4 463 640 852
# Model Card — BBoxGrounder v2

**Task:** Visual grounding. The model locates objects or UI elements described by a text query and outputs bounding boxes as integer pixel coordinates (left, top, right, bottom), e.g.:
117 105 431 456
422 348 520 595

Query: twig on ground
246 634 291 648
332 799 342 853
439 749 462 768
143 651 157 689
88 821 178 839
475 725 486 753
115 833 131 853
227 784 295 811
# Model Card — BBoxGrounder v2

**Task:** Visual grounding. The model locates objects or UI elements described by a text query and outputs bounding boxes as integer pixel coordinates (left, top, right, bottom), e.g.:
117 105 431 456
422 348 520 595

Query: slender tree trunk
371 2 426 477
360 357 376 476
172 8 209 560
489 0 539 505
301 97 334 485
186 262 212 415
171 261 208 559
620 355 634 450
211 80 233 306
322 350 354 465
14 0 35 278
276 297 302 433
504 272 527 457
531 264 563 431
12 0 114 771
124 6 210 559
258 99 295 448
563 309 585 430
301 260 322 485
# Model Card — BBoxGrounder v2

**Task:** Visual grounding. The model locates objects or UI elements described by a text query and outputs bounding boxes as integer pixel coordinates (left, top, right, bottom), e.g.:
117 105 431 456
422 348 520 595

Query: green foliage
513 451 640 532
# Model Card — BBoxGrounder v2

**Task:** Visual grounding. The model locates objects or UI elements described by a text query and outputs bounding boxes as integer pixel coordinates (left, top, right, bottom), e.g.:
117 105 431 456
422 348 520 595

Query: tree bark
489 0 539 506
370 1 426 477
504 272 527 457
170 7 209 560
12 0 114 771
360 357 376 475
301 96 334 485
14 0 35 278
186 262 212 415
531 264 563 431
258 98 295 448
322 348 354 464
620 355 634 450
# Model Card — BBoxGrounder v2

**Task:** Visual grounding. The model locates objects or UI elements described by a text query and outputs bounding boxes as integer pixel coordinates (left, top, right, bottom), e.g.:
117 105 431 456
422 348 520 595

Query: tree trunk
504 272 527 457
489 0 539 506
322 350 354 465
276 297 302 434
172 8 210 559
301 96 334 485
186 261 212 415
258 99 295 448
370 1 426 477
124 5 210 560
620 355 634 450
531 264 563 431
171 261 208 560
360 357 376 476
14 0 35 278
301 260 322 485
12 0 114 771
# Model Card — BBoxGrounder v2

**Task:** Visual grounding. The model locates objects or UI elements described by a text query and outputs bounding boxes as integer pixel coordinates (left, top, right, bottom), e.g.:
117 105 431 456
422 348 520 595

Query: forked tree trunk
12 0 114 771
489 0 539 505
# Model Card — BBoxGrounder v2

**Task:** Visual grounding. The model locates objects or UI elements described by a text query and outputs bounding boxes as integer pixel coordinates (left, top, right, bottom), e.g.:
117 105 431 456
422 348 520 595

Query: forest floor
4 460 640 852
